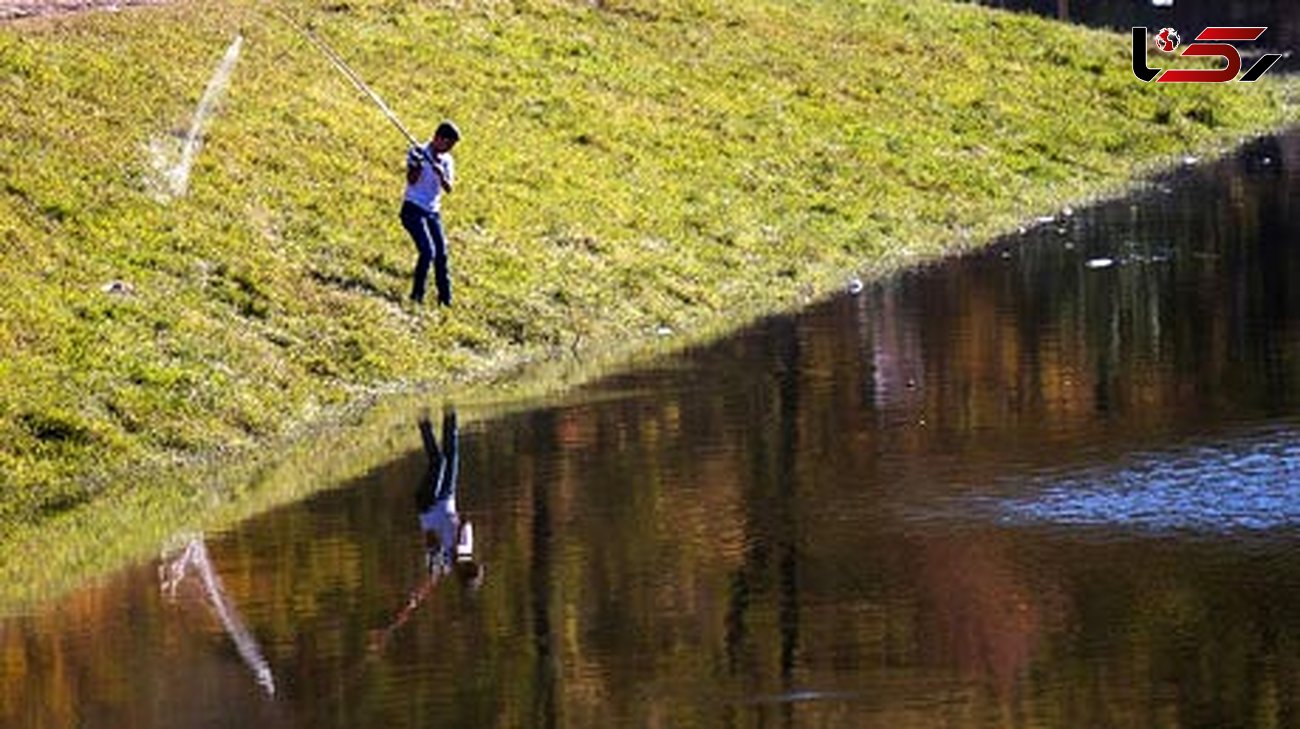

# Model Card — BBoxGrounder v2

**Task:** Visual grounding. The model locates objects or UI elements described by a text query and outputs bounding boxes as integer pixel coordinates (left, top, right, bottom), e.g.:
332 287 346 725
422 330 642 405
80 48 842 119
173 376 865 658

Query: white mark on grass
100 279 134 296
147 34 243 201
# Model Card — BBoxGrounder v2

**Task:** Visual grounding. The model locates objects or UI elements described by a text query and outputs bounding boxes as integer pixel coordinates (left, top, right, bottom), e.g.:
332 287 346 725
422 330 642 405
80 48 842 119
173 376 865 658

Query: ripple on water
991 427 1300 536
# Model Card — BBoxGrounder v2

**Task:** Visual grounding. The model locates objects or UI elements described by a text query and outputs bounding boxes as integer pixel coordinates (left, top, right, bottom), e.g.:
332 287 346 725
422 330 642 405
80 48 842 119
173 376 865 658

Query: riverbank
0 0 1295 610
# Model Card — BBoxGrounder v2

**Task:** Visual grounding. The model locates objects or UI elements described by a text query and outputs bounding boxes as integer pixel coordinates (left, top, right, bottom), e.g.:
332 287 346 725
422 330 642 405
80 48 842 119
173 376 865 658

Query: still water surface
2 134 1298 728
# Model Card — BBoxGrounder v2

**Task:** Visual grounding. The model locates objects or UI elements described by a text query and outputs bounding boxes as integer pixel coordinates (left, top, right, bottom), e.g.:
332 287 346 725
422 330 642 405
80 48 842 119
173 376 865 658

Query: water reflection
416 410 481 588
160 535 277 697
371 410 483 653
1 133 1298 728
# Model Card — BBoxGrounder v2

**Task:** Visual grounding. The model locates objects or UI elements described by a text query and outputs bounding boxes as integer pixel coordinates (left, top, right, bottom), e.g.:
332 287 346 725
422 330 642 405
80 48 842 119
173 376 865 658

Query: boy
400 121 460 306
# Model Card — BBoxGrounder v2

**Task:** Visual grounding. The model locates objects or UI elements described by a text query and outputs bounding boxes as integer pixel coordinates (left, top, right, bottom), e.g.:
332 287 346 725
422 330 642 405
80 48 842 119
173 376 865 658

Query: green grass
0 0 1295 609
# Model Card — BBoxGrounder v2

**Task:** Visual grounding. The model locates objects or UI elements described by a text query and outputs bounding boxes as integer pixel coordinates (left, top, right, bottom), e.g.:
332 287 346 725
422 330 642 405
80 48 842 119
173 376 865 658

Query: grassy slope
0 0 1294 602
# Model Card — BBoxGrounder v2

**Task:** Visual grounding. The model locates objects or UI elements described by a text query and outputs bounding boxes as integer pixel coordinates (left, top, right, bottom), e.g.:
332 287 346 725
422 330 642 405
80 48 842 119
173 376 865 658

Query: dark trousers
400 201 450 305
417 411 459 511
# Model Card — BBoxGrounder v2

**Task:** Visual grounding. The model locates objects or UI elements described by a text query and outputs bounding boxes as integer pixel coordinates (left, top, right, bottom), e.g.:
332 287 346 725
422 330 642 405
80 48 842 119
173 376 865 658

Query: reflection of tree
530 423 558 729
856 140 1300 462
507 142 1299 723
727 317 803 713
912 533 1064 699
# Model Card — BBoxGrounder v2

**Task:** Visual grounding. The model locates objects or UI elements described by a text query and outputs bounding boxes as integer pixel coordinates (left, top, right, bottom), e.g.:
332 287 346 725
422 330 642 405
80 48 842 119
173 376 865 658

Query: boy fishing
401 121 460 307
276 15 463 309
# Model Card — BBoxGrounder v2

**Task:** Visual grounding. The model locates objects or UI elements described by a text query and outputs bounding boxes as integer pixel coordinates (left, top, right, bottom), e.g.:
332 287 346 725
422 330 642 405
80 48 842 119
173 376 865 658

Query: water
992 428 1300 533
147 34 242 201
1 135 1297 728
160 535 277 698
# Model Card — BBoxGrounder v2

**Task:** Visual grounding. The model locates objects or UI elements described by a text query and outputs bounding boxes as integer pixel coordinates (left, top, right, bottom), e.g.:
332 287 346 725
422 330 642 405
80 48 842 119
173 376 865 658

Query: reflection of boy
418 411 481 587
368 413 483 654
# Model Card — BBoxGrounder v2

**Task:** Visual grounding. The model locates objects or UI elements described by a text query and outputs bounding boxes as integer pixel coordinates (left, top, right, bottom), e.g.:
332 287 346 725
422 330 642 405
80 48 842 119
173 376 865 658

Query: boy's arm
455 520 474 559
406 147 426 185
438 156 453 194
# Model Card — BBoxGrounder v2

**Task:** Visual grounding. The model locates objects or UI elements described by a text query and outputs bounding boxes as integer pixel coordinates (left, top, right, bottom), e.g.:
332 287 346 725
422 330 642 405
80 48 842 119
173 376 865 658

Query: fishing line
272 7 429 157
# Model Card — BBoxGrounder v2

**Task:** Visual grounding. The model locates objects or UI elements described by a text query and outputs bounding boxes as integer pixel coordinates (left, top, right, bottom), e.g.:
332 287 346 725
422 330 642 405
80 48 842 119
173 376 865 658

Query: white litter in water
1085 257 1116 269
148 34 243 201
1151 0 1174 7
847 278 864 295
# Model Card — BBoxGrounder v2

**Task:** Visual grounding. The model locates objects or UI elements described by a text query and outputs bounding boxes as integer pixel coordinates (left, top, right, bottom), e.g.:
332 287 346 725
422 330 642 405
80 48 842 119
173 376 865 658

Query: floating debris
847 278 864 295
655 325 673 337
1182 155 1199 166
1085 258 1116 270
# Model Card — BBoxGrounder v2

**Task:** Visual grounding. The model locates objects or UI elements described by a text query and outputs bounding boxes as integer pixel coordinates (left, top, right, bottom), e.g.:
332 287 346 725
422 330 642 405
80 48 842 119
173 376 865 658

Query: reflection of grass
0 0 1295 609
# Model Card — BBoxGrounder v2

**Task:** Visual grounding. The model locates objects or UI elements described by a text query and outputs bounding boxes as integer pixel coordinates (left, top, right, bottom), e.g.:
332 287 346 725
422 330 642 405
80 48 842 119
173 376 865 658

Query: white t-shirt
404 145 454 213
419 495 458 548
419 496 474 571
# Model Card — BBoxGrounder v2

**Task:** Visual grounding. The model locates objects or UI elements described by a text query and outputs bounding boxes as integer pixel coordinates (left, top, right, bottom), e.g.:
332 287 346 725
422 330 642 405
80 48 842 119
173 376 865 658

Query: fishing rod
274 8 431 158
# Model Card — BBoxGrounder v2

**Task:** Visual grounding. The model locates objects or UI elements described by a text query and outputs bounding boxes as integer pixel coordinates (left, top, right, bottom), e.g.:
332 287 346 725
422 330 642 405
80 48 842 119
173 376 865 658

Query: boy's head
431 120 460 153
453 559 485 591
